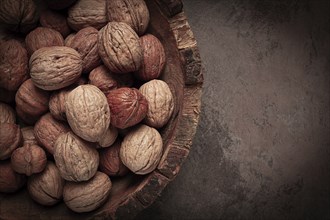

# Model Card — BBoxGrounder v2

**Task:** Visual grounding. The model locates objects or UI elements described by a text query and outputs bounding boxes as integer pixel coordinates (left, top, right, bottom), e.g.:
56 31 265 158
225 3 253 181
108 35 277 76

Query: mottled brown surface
0 123 22 160
0 160 26 193
88 65 118 95
0 103 15 124
40 10 71 38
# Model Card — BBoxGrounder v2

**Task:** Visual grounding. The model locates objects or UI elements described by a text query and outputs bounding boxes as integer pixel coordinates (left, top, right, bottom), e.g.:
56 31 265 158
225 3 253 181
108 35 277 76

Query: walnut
21 126 38 145
98 22 142 74
135 34 166 81
0 160 26 193
0 39 29 91
64 33 76 46
99 140 129 176
11 144 47 176
106 0 149 36
45 0 77 10
106 87 148 129
88 65 118 95
39 10 71 37
25 27 64 55
0 0 38 33
54 132 99 182
27 162 65 206
29 46 83 91
49 89 70 121
0 123 22 160
63 171 112 213
120 124 163 175
0 102 15 124
139 79 174 128
34 113 70 154
67 0 107 31
65 85 110 142
98 125 118 148
15 79 50 125
66 27 101 73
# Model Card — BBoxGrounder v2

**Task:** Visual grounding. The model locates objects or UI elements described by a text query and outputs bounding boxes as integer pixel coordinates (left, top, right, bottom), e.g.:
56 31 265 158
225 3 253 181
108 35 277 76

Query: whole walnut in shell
54 132 99 182
11 144 47 176
45 0 77 10
65 85 110 142
139 79 174 128
98 125 118 148
0 102 15 124
0 39 29 91
107 87 148 129
120 125 163 175
21 126 37 145
88 65 118 95
49 89 70 121
98 22 142 74
40 10 71 37
0 123 22 160
29 46 82 90
67 0 107 31
27 162 65 206
63 171 112 213
64 33 76 46
25 27 64 55
0 160 26 193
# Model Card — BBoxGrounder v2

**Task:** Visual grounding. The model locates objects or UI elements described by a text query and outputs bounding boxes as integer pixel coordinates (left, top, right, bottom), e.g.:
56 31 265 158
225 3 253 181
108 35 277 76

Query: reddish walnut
49 89 70 121
106 0 149 36
66 27 101 73
135 34 166 81
27 162 65 206
21 126 38 145
0 39 29 91
29 46 82 91
54 132 99 182
64 33 76 46
63 171 112 213
88 65 118 95
25 27 64 55
107 87 148 129
0 160 26 193
0 123 22 160
11 144 47 176
67 0 107 31
0 102 15 124
34 113 70 154
98 125 118 148
40 10 71 37
98 22 142 74
99 140 129 176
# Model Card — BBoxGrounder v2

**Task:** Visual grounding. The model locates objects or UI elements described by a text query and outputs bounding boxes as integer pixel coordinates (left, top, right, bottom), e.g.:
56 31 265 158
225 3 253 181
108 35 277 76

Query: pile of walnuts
0 0 174 213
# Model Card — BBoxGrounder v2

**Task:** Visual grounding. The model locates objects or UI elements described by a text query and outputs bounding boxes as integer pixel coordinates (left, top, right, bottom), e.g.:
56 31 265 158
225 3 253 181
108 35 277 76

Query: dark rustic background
137 0 330 219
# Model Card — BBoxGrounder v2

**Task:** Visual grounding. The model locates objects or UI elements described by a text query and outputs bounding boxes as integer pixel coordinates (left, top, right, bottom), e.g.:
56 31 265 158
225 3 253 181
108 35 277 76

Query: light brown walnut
64 33 76 46
40 10 71 37
98 125 118 148
0 160 26 193
0 123 22 160
88 65 118 95
0 102 15 124
21 126 38 145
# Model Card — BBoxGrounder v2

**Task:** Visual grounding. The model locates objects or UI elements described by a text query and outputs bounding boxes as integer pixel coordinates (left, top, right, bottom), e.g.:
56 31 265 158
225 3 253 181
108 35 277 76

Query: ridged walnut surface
0 103 16 124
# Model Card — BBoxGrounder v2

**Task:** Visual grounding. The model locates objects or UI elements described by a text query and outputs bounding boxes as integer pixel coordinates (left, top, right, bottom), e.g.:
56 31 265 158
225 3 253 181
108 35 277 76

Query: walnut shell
106 0 149 36
63 171 112 213
67 0 107 31
66 27 101 73
25 27 64 55
120 124 163 175
139 79 174 128
135 34 166 81
11 144 47 176
106 87 148 129
98 125 118 148
0 39 29 91
98 22 142 74
0 123 22 160
54 132 99 182
0 160 26 193
0 102 15 124
39 10 71 37
34 113 70 154
88 65 118 95
49 89 70 121
27 162 65 206
21 126 37 145
65 85 110 142
45 0 77 10
64 33 76 46
29 46 82 90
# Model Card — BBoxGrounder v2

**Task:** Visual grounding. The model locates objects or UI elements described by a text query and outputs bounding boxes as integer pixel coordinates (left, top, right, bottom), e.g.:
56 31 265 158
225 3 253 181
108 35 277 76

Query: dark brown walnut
0 102 15 124
88 65 118 95
0 88 16 103
0 39 29 91
63 171 112 213
66 27 101 73
29 46 82 91
54 132 99 182
99 140 129 176
11 144 47 176
49 89 70 121
135 34 166 81
67 0 107 31
106 0 149 36
21 126 38 145
15 79 50 125
107 87 148 129
0 160 26 193
25 27 64 55
64 33 76 46
27 162 65 206
40 10 71 37
34 113 70 155
45 0 77 10
0 123 22 160
0 0 38 33
98 22 142 74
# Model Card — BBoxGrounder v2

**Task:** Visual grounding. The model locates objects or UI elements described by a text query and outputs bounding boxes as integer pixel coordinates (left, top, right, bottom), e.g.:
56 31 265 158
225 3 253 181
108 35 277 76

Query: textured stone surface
137 0 330 219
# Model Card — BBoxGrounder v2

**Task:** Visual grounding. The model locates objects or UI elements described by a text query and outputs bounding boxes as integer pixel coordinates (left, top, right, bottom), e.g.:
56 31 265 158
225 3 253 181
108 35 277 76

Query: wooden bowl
0 0 203 219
